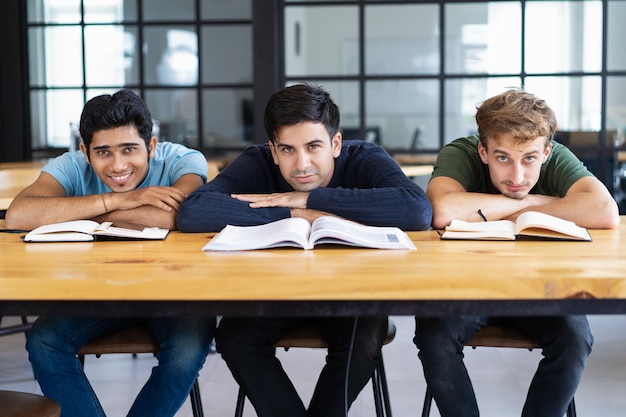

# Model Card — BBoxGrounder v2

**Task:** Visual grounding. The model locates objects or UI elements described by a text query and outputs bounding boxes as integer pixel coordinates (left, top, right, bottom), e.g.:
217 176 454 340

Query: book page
446 219 517 233
94 222 169 240
309 216 416 250
515 211 592 241
202 217 312 251
23 220 100 242
441 219 517 240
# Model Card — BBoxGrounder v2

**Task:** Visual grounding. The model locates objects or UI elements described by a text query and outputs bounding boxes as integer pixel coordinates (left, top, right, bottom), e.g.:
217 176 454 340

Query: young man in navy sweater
177 83 432 417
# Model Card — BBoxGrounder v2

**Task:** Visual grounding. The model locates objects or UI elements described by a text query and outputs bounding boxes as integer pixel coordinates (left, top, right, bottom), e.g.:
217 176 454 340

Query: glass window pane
84 0 137 23
29 27 83 87
445 2 521 74
201 0 251 20
365 4 439 75
608 1 626 71
201 25 252 84
525 76 602 132
143 0 194 21
607 77 626 146
444 78 521 144
525 1 602 73
285 6 359 77
85 26 139 86
143 26 198 86
28 0 81 23
366 80 440 150
202 88 253 149
30 89 84 149
144 89 198 149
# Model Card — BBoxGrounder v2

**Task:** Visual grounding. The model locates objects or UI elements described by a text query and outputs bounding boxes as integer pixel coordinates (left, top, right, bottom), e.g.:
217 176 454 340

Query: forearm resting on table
94 205 179 230
290 208 335 223
429 192 535 229
5 194 108 230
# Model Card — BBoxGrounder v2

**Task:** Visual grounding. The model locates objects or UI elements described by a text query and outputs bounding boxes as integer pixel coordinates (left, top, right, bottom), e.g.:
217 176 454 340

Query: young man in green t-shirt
415 89 619 417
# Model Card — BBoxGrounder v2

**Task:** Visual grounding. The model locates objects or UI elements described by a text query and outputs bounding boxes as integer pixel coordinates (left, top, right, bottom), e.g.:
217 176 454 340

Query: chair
0 316 33 337
234 319 396 417
0 390 61 417
420 324 577 417
77 325 204 417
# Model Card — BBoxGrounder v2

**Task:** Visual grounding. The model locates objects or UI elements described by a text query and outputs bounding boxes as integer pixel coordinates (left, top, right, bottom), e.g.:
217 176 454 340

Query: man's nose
295 150 311 170
511 163 524 183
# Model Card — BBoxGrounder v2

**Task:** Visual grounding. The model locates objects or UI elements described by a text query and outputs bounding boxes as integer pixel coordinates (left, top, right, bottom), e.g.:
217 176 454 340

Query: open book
202 216 416 251
23 220 169 242
439 211 592 241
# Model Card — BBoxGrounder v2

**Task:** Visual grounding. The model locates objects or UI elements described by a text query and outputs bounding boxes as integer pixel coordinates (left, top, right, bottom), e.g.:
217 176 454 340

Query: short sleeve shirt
431 135 593 197
42 142 208 196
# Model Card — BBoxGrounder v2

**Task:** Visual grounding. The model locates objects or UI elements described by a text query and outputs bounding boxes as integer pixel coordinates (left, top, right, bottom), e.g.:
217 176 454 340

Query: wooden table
2 219 626 317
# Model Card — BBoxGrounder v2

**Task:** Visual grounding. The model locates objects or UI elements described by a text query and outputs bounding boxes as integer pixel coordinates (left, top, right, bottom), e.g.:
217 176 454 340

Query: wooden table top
1 220 625 308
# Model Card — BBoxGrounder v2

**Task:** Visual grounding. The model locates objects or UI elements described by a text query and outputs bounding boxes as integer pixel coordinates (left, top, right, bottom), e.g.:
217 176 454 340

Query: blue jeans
216 316 388 417
414 316 593 417
26 316 216 417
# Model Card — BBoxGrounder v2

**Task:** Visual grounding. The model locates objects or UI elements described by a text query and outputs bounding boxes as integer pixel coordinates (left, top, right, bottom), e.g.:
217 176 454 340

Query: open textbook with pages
202 216 416 251
440 211 592 241
23 220 169 242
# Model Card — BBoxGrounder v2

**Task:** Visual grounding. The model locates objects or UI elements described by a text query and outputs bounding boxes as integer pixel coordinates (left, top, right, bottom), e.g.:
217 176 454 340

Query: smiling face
80 125 156 192
268 121 342 191
478 133 552 199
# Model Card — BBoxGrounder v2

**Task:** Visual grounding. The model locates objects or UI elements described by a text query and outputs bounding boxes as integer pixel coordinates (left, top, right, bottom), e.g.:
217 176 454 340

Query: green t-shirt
431 135 593 197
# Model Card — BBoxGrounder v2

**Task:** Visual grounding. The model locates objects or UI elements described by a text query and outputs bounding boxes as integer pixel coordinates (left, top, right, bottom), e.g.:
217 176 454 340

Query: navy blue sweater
177 140 432 232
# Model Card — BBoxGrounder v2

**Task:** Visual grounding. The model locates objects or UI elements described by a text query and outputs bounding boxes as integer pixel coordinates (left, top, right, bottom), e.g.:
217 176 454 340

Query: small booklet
439 211 592 241
202 216 416 251
23 220 169 242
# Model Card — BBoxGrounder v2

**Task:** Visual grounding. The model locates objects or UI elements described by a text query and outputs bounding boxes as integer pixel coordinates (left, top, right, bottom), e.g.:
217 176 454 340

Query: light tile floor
1 315 625 416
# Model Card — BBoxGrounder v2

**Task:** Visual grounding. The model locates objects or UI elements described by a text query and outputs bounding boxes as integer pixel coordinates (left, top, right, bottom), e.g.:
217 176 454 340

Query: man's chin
503 191 528 200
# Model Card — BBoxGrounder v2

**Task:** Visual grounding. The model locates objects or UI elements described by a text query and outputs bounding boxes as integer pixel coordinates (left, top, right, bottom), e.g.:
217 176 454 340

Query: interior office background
1 0 626 209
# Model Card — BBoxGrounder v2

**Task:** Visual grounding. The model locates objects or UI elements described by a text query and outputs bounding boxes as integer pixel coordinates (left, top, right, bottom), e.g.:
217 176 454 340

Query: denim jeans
414 316 593 417
26 316 216 417
216 316 388 417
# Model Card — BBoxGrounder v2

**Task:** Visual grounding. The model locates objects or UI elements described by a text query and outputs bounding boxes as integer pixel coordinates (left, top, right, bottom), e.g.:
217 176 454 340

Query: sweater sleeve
307 145 432 231
177 147 291 232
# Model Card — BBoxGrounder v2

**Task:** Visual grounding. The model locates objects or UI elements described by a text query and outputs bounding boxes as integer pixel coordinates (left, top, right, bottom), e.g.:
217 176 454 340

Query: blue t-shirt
42 142 208 196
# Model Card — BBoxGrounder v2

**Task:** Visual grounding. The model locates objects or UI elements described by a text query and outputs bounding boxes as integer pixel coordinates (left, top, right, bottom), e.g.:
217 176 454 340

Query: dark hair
263 83 340 143
79 89 153 150
476 89 557 149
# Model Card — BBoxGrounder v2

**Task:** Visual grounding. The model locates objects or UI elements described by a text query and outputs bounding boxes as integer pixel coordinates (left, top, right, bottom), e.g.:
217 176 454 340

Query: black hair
263 83 340 143
79 89 153 150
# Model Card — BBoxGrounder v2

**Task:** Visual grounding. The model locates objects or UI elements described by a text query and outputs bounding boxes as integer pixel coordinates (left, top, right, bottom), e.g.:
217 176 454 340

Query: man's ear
478 141 488 164
148 136 157 158
542 142 553 163
331 131 342 158
268 140 279 165
79 142 90 163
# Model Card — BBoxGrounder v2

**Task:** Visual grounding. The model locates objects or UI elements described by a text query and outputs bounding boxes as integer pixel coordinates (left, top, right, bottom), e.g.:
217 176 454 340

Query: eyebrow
92 142 141 151
276 139 325 149
493 148 540 157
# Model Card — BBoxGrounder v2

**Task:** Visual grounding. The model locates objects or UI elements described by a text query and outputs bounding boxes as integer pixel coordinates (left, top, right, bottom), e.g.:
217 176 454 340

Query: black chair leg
189 378 204 417
377 356 393 417
567 397 577 417
421 386 433 417
371 365 385 417
234 387 246 417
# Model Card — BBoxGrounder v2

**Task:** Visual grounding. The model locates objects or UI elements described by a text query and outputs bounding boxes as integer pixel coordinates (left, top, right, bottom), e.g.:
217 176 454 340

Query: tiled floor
1 315 625 416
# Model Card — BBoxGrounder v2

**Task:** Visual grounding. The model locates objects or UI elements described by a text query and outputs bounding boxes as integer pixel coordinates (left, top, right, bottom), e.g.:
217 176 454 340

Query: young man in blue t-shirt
7 89 215 417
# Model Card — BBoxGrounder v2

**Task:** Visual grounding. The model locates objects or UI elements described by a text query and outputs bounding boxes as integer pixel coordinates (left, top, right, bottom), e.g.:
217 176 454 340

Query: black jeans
414 315 593 417
216 316 388 417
